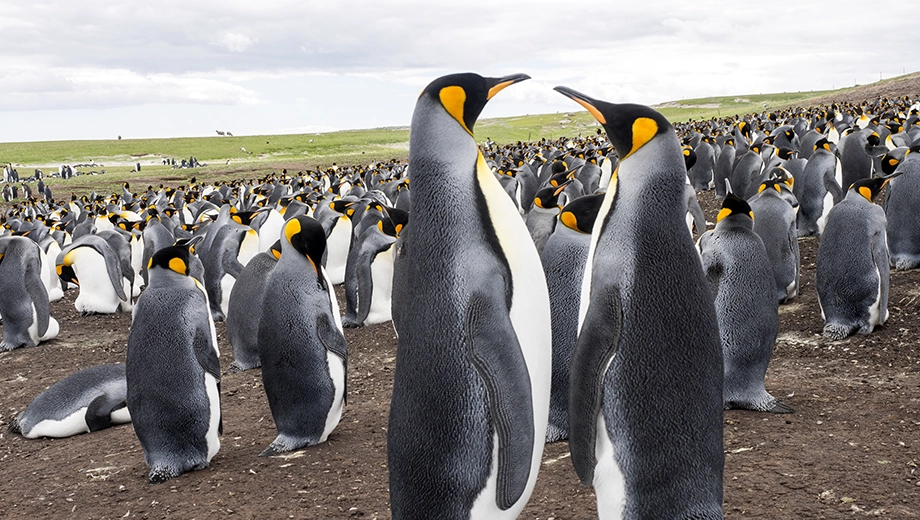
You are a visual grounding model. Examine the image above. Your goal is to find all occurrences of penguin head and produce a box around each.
[814,138,833,153]
[716,194,754,224]
[269,239,283,260]
[880,147,910,175]
[683,146,697,170]
[559,193,605,234]
[56,250,79,285]
[382,207,409,237]
[849,176,894,203]
[283,215,326,275]
[148,244,192,277]
[552,86,672,161]
[533,183,568,210]
[419,73,531,135]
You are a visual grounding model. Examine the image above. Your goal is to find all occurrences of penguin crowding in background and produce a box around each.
[4,75,920,515]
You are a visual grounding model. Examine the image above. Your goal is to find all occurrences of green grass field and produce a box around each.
[0,73,912,200]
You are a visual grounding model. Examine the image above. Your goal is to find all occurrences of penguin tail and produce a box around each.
[7,417,22,434]
[822,323,852,341]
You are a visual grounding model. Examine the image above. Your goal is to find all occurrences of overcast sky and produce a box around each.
[1,1,916,143]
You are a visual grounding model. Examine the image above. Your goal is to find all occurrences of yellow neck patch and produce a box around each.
[169,257,188,275]
[284,218,302,244]
[271,249,282,260]
[560,211,578,231]
[439,86,472,136]
[716,208,732,223]
[626,117,658,158]
[858,186,873,201]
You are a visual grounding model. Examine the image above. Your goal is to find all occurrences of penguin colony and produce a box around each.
[2,75,920,516]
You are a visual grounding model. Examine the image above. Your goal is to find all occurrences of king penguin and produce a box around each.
[126,243,222,483]
[553,86,724,519]
[258,215,347,455]
[542,193,604,443]
[9,363,130,438]
[0,236,59,351]
[225,240,283,372]
[56,234,131,315]
[881,147,920,269]
[749,180,800,302]
[388,72,552,520]
[697,194,793,413]
[816,175,897,340]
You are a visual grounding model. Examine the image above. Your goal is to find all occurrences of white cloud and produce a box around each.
[212,32,257,52]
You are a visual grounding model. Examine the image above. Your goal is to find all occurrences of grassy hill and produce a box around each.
[2,71,918,198]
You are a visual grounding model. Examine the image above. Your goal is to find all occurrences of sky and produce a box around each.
[1,0,917,143]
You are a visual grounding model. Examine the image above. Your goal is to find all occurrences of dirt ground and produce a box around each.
[1,188,919,519]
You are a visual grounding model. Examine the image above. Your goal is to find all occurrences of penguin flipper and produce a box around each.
[823,167,844,204]
[568,286,621,486]
[466,292,534,510]
[355,234,393,325]
[316,314,348,402]
[84,394,125,432]
[23,250,51,338]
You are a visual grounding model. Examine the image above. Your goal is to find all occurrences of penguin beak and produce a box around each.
[553,86,606,125]
[486,73,531,100]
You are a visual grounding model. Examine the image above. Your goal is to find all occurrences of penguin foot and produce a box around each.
[0,341,21,352]
[80,310,98,317]
[148,467,179,484]
[341,318,359,329]
[894,258,919,271]
[767,401,795,414]
[822,323,852,341]
[225,361,258,374]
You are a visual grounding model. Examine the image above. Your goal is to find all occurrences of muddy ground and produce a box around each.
[1,190,919,520]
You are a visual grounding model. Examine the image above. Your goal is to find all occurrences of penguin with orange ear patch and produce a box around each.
[388,72,551,520]
[817,174,899,340]
[553,87,723,519]
[126,242,221,484]
[698,194,793,414]
[258,215,347,455]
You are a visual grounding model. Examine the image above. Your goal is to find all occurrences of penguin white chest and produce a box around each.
[366,246,395,325]
[325,217,352,285]
[71,249,122,313]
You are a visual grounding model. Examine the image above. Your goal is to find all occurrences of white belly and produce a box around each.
[72,250,122,314]
[26,407,90,439]
[325,218,352,285]
[320,351,346,443]
[366,247,394,325]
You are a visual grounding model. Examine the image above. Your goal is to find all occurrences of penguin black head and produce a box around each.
[148,244,192,276]
[533,183,568,210]
[880,148,910,175]
[269,239,283,260]
[757,179,786,196]
[382,207,409,237]
[56,250,80,285]
[814,138,832,153]
[419,73,531,135]
[849,176,894,203]
[559,193,605,234]
[552,86,672,161]
[283,215,326,274]
[717,193,754,223]
[683,146,697,170]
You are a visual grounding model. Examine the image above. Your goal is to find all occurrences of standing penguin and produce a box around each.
[816,176,896,340]
[553,87,724,519]
[126,243,221,483]
[698,194,793,413]
[9,363,130,438]
[0,236,59,351]
[225,240,282,372]
[354,209,408,327]
[795,138,844,236]
[389,72,551,520]
[881,147,920,269]
[542,193,604,443]
[749,180,800,302]
[258,215,347,455]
